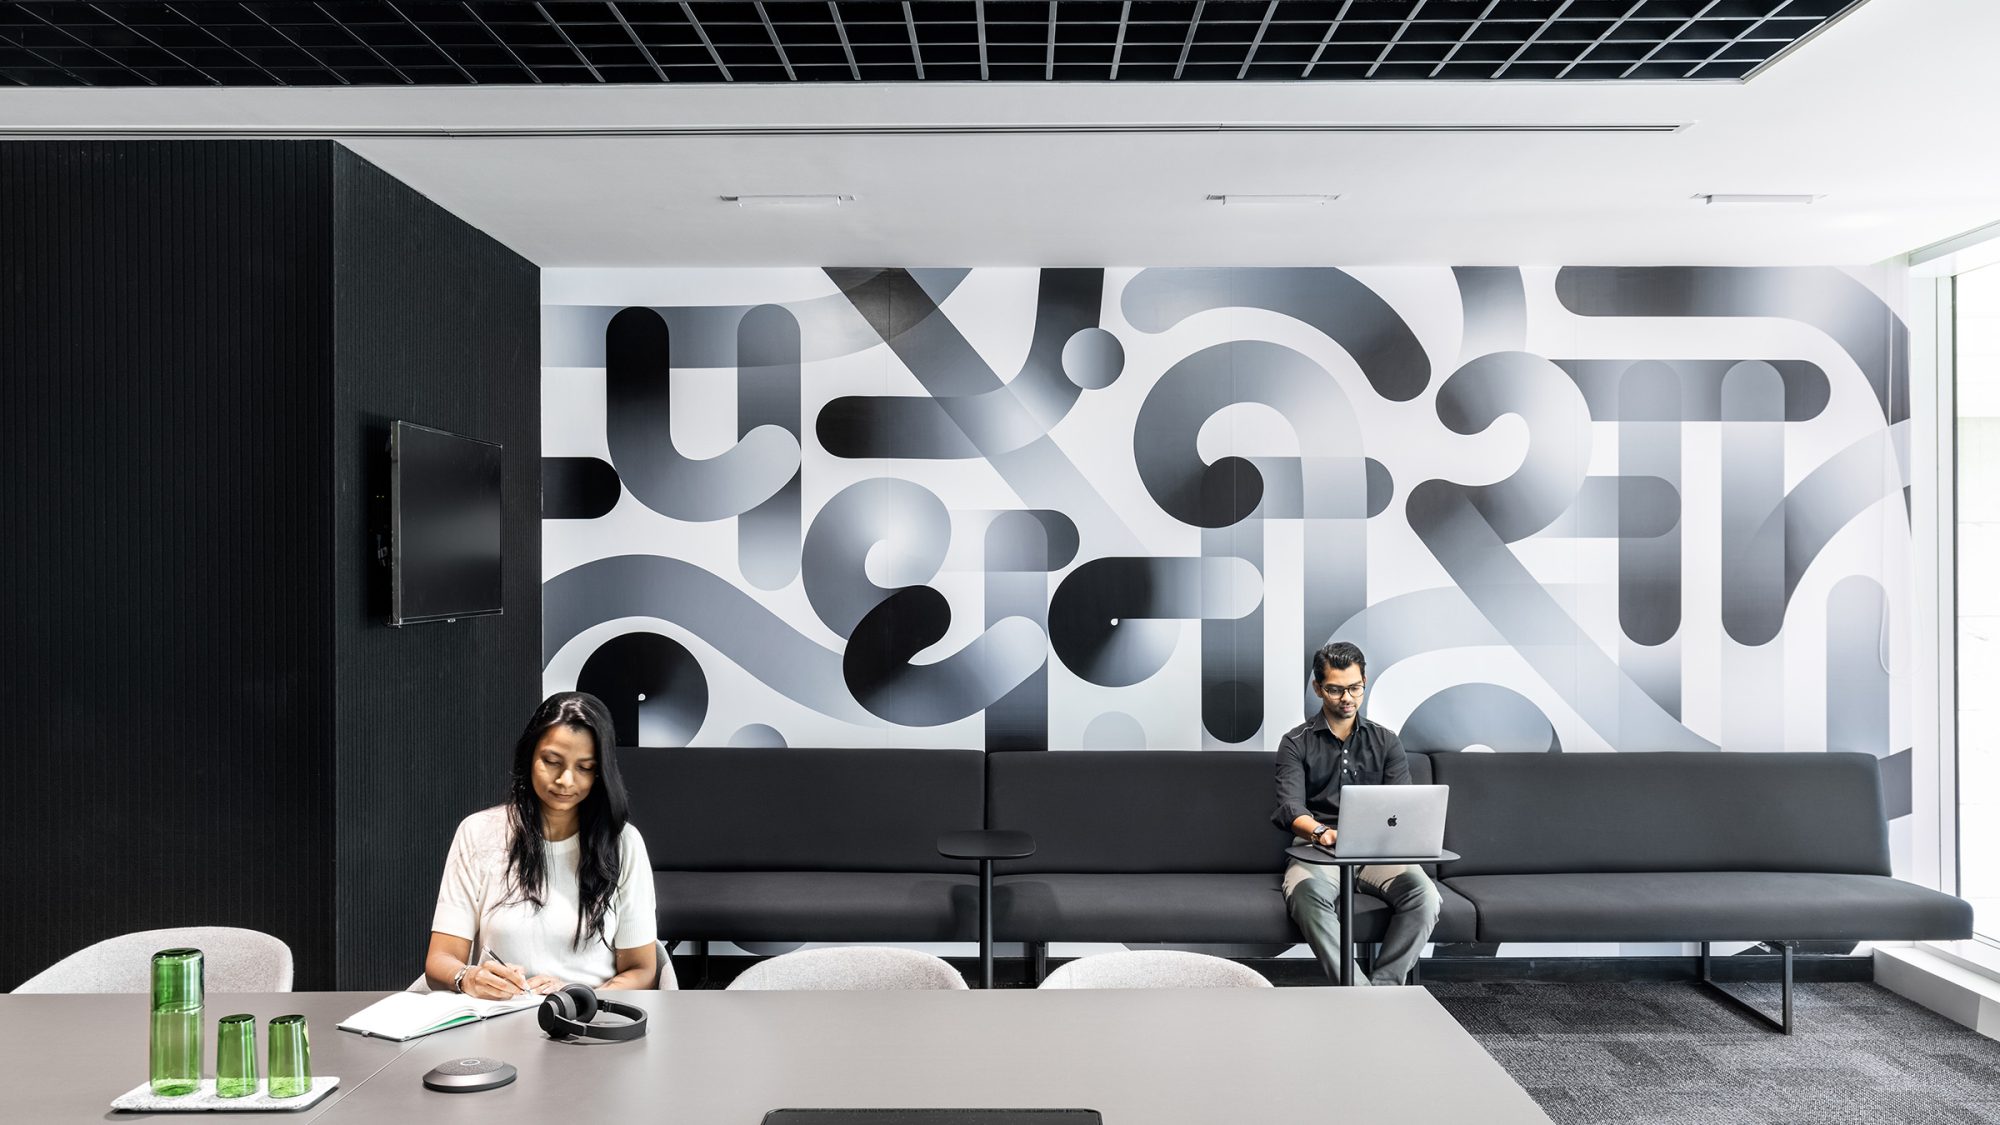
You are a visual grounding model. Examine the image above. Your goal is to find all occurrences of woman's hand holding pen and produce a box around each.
[461,962,528,999]
[461,949,536,1000]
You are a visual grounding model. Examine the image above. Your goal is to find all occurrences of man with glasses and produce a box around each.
[1273,641,1441,984]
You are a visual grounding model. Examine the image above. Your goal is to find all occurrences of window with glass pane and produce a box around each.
[1958,262,2000,943]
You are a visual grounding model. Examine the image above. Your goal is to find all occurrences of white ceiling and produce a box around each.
[2,0,1995,268]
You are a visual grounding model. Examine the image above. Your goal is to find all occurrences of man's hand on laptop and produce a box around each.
[1311,826,1336,848]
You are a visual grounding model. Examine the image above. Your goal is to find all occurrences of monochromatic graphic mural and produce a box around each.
[543,266,1918,879]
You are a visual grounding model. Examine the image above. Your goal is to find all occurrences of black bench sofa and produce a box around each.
[624,745,1970,1031]
[982,749,1479,957]
[1425,748,1970,1030]
[622,747,988,945]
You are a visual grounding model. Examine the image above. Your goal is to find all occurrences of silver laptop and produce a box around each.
[1330,785,1449,859]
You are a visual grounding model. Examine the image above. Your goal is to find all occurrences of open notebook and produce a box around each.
[337,990,541,1042]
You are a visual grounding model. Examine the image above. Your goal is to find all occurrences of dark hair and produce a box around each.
[1312,641,1367,686]
[503,691,629,951]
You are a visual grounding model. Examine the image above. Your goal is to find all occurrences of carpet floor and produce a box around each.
[1424,981,2000,1125]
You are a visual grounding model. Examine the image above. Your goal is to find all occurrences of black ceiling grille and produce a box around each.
[0,0,1869,87]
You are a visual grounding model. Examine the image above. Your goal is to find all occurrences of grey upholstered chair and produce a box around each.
[1037,950,1272,990]
[726,946,968,991]
[655,939,679,989]
[14,927,293,994]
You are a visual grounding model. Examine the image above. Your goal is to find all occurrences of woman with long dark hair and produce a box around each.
[423,692,660,998]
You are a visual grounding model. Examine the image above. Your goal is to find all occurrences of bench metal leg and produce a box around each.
[978,858,995,989]
[693,940,711,990]
[1031,941,1048,985]
[1699,940,1793,1034]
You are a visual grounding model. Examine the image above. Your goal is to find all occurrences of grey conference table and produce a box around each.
[0,991,408,1123]
[0,986,1552,1124]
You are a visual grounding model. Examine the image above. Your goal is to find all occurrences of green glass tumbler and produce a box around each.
[267,1014,312,1099]
[215,1014,257,1098]
[149,948,203,1097]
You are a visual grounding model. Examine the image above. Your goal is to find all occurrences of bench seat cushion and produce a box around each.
[987,751,1295,874]
[993,873,1479,945]
[657,871,979,942]
[624,747,986,873]
[1426,751,1894,877]
[1447,871,1974,943]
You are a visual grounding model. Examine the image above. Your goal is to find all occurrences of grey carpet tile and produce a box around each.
[1425,981,2000,1125]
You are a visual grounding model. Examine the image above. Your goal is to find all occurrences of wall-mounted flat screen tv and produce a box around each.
[391,420,503,626]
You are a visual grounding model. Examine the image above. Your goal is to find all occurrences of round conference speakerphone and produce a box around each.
[422,1056,518,1093]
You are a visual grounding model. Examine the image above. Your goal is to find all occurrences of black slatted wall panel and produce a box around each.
[0,140,539,992]
[0,141,338,991]
[329,147,541,990]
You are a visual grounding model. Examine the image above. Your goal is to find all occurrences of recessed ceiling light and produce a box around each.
[721,194,855,207]
[1696,193,1822,205]
[1206,194,1341,206]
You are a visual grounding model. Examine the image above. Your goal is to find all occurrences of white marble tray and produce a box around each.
[110,1077,340,1112]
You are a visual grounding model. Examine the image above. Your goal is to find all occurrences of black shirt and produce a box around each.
[1272,713,1410,831]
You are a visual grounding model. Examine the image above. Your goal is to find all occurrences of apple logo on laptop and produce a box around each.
[1388,815,1398,826]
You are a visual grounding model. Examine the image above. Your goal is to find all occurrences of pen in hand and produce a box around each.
[480,947,530,996]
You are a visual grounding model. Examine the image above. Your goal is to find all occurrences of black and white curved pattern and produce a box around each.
[542,265,1918,851]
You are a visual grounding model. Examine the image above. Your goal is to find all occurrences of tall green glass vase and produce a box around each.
[149,948,203,1097]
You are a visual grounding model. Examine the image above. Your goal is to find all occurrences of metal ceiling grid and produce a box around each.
[0,0,1867,87]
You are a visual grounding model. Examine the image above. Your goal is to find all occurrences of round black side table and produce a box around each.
[938,829,1036,989]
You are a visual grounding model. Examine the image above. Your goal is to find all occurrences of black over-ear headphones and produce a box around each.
[537,983,648,1042]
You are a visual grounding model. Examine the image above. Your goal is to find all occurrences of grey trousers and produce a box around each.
[1282,859,1442,985]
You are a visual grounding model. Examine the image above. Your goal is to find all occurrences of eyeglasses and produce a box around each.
[1319,683,1365,700]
